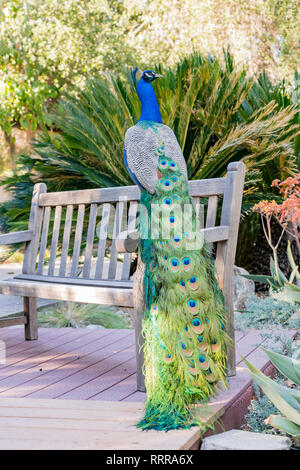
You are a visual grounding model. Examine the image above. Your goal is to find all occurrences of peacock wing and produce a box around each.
[124,123,187,194]
[124,125,160,194]
[157,126,188,179]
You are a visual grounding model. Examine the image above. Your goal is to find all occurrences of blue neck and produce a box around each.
[136,79,162,123]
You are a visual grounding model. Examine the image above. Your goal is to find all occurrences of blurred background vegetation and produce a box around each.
[0,0,299,278]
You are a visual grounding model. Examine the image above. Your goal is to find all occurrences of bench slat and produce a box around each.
[39,186,140,206]
[107,201,124,280]
[59,205,74,277]
[203,225,229,242]
[0,230,32,245]
[121,201,138,281]
[206,195,218,228]
[0,279,134,307]
[15,274,133,289]
[70,204,85,277]
[192,197,204,228]
[95,203,111,279]
[38,179,225,206]
[48,205,62,276]
[82,204,98,278]
[37,206,51,275]
[0,316,27,327]
[23,183,47,274]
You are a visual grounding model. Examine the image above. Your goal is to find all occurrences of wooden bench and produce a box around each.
[0,162,245,391]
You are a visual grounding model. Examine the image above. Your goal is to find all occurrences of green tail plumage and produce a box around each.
[137,146,228,431]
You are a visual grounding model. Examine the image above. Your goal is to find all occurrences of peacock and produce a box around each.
[124,68,228,431]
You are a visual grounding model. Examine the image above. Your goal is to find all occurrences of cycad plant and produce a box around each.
[0,52,299,243]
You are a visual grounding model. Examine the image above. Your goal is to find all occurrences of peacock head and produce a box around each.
[132,68,163,84]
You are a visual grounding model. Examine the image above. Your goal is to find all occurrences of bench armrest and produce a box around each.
[115,230,139,253]
[0,230,32,245]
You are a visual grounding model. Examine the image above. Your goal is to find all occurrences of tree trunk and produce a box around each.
[4,131,16,173]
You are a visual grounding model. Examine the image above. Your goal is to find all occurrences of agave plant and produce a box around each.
[243,241,300,303]
[0,52,299,239]
[244,348,300,438]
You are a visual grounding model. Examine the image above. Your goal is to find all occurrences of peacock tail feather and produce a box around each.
[137,144,229,431]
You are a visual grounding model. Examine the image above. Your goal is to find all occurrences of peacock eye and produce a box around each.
[192,318,201,327]
[150,305,158,316]
[164,198,172,205]
[199,355,206,363]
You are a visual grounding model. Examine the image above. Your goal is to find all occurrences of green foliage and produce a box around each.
[244,380,285,435]
[234,294,300,331]
[0,0,137,135]
[37,301,131,329]
[0,0,299,173]
[1,51,299,235]
[244,348,300,438]
[245,335,300,435]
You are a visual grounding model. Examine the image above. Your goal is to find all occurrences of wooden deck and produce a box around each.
[0,326,296,450]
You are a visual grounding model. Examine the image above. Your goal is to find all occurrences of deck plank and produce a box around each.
[6,333,135,399]
[0,398,222,450]
[0,326,296,450]
[0,331,131,397]
[1,328,91,363]
[0,329,104,373]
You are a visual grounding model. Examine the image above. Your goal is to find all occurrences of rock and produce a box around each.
[233,265,255,311]
[201,429,291,450]
[116,309,125,316]
[86,324,105,330]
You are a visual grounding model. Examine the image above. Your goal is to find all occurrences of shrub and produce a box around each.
[234,294,300,331]
[1,52,299,238]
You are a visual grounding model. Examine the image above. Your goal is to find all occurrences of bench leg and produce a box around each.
[24,297,38,340]
[134,311,146,392]
[133,256,146,393]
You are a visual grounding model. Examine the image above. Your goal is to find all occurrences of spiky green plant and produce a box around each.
[0,52,299,238]
[37,301,130,329]
[244,348,300,438]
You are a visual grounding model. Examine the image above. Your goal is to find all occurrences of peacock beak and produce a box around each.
[154,73,163,79]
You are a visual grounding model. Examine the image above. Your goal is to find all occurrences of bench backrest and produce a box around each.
[22,162,245,290]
